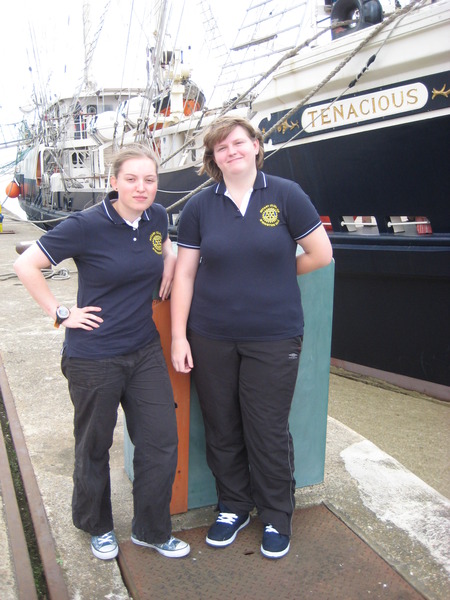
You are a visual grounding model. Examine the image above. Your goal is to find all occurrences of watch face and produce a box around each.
[57,306,70,320]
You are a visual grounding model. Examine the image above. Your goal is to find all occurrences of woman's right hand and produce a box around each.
[63,306,103,331]
[171,337,194,373]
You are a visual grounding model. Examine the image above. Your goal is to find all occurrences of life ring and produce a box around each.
[331,0,383,40]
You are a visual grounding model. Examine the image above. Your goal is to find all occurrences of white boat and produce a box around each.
[5,0,450,396]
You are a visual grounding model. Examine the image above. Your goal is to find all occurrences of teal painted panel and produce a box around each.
[187,386,217,509]
[290,260,334,487]
[123,419,134,480]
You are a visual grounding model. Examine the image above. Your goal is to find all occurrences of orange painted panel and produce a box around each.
[152,299,190,514]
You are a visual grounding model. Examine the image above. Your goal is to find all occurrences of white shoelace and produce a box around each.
[217,512,239,524]
[97,532,115,546]
[265,524,279,534]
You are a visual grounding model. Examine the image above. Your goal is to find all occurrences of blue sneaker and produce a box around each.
[91,530,118,560]
[206,510,250,547]
[261,524,290,559]
[131,534,190,558]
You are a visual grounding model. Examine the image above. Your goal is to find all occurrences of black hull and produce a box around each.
[331,236,450,388]
[158,116,450,389]
[262,116,450,234]
[259,112,450,388]
[18,183,104,231]
[18,201,68,231]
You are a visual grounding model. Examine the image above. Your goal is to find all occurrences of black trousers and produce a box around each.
[189,331,302,536]
[61,338,178,543]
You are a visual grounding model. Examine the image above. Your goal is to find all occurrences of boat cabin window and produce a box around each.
[71,152,87,168]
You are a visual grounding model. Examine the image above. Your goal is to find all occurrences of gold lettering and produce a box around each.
[391,90,404,109]
[406,88,419,105]
[359,98,370,116]
[302,83,425,132]
[347,103,358,119]
[378,95,390,111]
[333,104,345,122]
[305,109,319,128]
[320,109,331,125]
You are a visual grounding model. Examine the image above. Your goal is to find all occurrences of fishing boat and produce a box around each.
[5,0,450,397]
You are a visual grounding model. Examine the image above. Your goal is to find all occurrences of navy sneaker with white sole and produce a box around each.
[261,524,290,559]
[206,510,250,547]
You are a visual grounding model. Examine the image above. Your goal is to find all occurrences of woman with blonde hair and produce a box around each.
[15,144,190,560]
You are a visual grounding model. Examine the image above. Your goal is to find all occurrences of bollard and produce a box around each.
[15,241,36,254]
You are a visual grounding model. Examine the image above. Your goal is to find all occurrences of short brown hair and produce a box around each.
[198,115,264,182]
[112,143,159,178]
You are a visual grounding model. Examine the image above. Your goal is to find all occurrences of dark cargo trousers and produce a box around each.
[188,331,302,536]
[61,337,178,543]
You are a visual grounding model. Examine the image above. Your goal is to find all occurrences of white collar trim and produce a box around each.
[225,188,253,216]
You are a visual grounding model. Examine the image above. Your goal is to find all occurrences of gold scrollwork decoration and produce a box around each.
[431,84,450,100]
[276,120,299,135]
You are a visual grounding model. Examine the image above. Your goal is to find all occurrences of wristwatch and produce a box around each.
[54,305,71,328]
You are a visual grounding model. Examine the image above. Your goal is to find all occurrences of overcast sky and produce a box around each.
[0,0,245,126]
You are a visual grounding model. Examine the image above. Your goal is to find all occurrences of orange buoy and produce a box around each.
[5,181,20,198]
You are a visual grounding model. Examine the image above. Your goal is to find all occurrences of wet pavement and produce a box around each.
[0,212,449,599]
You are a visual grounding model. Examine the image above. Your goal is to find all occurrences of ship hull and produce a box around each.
[260,111,450,388]
[249,1,450,392]
[158,98,450,390]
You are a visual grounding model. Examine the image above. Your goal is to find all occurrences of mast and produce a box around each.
[81,0,112,93]
[82,1,95,92]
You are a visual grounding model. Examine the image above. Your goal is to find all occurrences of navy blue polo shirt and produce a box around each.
[177,171,321,341]
[37,193,168,358]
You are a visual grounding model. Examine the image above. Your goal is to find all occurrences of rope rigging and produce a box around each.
[164,0,426,214]
[4,0,430,228]
[261,0,426,161]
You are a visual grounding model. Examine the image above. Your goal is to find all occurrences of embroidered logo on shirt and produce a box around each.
[150,231,162,254]
[260,204,280,227]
